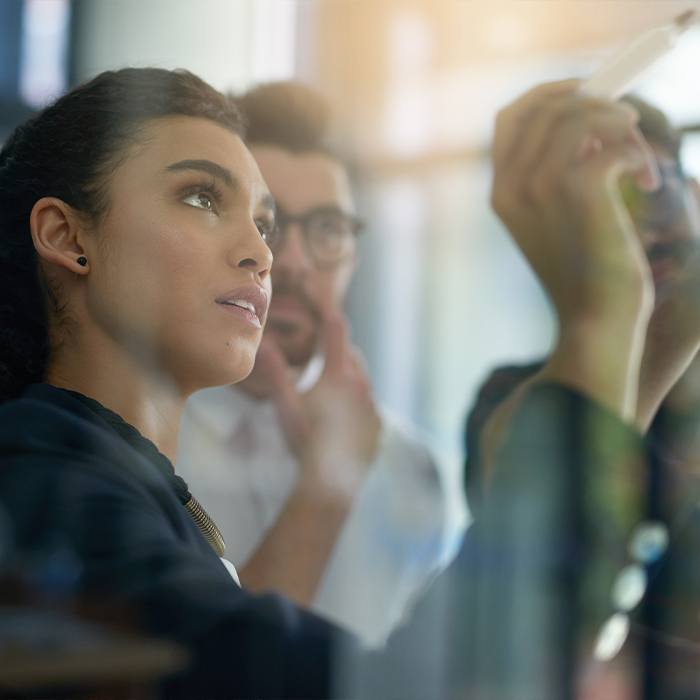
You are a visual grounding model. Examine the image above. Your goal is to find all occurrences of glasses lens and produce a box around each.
[306,211,357,263]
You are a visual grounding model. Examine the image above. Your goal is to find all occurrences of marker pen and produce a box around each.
[580,10,695,99]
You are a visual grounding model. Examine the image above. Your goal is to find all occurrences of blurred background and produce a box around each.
[2,0,699,521]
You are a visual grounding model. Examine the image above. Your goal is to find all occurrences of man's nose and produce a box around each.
[273,224,314,275]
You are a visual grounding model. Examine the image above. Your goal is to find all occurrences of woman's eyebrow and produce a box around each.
[165,159,238,190]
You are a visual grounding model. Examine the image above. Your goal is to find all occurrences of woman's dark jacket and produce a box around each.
[0,382,654,699]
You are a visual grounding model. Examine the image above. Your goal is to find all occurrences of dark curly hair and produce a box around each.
[0,68,245,404]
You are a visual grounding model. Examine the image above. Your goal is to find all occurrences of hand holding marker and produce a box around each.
[580,10,696,99]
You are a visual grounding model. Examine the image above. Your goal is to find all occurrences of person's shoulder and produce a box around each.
[466,361,545,434]
[0,384,168,496]
[464,360,546,508]
[473,361,546,410]
[0,383,98,447]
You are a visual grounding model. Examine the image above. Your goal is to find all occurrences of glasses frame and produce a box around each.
[270,206,365,270]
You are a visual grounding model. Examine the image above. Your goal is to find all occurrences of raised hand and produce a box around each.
[255,301,380,500]
[491,79,660,422]
[637,177,700,429]
[238,300,381,604]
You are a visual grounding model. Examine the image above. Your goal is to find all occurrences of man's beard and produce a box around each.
[266,276,322,368]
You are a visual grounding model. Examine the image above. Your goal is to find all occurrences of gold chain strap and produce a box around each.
[183,494,226,557]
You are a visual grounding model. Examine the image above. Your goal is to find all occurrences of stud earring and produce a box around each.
[77,256,87,266]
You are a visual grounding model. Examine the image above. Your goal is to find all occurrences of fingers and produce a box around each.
[346,347,373,401]
[256,336,299,407]
[347,346,370,378]
[317,303,350,375]
[317,308,373,394]
[550,116,656,190]
[597,118,659,191]
[494,93,658,225]
[256,336,311,456]
[297,271,351,375]
[490,79,662,330]
[493,78,581,169]
[255,335,288,384]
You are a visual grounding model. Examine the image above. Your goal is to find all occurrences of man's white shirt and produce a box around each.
[177,373,462,648]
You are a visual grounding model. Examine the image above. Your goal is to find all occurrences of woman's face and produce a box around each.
[82,116,274,394]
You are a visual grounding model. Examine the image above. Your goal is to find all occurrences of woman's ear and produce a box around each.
[30,197,89,276]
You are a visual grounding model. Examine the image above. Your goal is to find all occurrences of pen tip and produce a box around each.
[674,10,695,28]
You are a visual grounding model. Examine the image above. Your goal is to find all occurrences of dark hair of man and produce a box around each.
[234,81,332,154]
[0,68,245,404]
[622,95,682,161]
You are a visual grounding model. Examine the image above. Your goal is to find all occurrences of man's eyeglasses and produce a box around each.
[268,206,365,269]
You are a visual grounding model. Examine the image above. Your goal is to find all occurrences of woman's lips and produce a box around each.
[216,285,268,328]
[218,302,262,328]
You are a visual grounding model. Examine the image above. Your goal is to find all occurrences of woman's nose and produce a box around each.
[229,220,274,278]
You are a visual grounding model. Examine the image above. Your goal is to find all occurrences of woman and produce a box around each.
[0,67,669,699]
[0,68,343,698]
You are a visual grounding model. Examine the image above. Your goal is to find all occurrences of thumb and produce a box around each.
[318,303,349,375]
[255,336,293,394]
[256,336,309,456]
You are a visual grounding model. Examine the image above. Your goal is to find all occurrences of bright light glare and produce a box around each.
[593,612,630,661]
[18,0,70,108]
[682,133,700,180]
[383,13,434,158]
[634,24,700,128]
[611,565,647,612]
[251,0,298,83]
[375,179,426,417]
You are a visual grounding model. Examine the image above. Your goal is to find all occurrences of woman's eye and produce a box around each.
[257,220,279,245]
[184,192,215,211]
